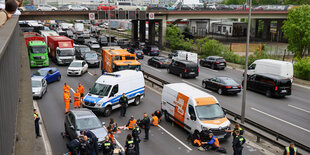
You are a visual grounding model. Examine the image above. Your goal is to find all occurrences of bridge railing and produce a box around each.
[0,17,21,155]
[142,70,309,155]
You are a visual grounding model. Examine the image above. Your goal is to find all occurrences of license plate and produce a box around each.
[220,63,225,65]
[233,87,238,89]
[281,90,287,93]
[190,72,195,74]
[164,62,168,64]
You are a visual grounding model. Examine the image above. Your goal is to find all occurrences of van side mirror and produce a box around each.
[102,122,105,126]
[70,125,75,130]
[190,114,196,121]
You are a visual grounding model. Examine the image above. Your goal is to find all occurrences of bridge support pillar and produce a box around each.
[276,20,284,42]
[253,19,259,38]
[262,19,271,40]
[139,20,146,42]
[148,20,156,45]
[131,20,139,42]
[158,18,166,47]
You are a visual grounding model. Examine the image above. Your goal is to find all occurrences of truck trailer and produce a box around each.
[47,36,75,65]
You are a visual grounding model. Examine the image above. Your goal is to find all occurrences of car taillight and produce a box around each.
[275,86,278,91]
[198,68,199,72]
[139,45,140,47]
[184,69,187,72]
[158,50,160,52]
[159,62,162,64]
[216,62,220,64]
[238,85,241,88]
[226,86,232,89]
[150,50,154,52]
[142,52,144,55]
[290,85,292,89]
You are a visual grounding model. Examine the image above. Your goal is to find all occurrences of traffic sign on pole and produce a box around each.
[149,13,155,20]
[89,13,95,20]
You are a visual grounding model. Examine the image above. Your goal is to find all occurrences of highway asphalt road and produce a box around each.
[31,61,265,155]
[140,54,310,147]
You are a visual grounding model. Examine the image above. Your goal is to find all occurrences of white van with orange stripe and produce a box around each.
[161,83,231,139]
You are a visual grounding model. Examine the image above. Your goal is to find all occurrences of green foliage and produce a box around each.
[294,57,310,80]
[200,39,223,57]
[282,5,310,58]
[284,0,310,5]
[224,0,281,5]
[166,24,193,51]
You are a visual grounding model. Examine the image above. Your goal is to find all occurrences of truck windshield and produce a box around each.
[195,104,225,120]
[90,83,111,96]
[59,49,74,56]
[115,65,140,71]
[30,46,47,54]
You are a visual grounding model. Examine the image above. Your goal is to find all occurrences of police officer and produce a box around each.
[125,134,136,155]
[119,93,128,117]
[141,113,150,141]
[284,143,297,155]
[132,124,141,155]
[34,109,41,138]
[102,136,114,155]
[67,138,80,155]
[225,123,244,139]
[233,130,246,155]
[80,130,98,155]
[79,136,92,155]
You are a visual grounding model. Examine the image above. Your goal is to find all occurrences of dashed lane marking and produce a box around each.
[141,62,162,72]
[251,107,310,133]
[292,83,310,90]
[158,125,192,151]
[288,104,310,114]
[33,100,53,155]
[182,80,212,93]
[70,88,75,93]
[87,71,94,76]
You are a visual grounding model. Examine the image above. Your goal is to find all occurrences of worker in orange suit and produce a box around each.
[73,90,81,109]
[63,83,71,93]
[77,83,85,101]
[64,92,71,114]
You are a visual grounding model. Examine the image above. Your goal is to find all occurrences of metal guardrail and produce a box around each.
[142,71,309,155]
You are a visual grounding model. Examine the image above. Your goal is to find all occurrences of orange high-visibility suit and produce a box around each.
[64,93,71,113]
[73,92,81,108]
[77,85,85,95]
[127,118,137,130]
[63,85,71,93]
[152,116,159,126]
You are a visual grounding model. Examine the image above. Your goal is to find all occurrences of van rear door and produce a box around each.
[277,79,291,95]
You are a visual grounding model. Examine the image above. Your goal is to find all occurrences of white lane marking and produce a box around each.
[158,125,192,151]
[70,88,76,93]
[199,66,218,73]
[141,62,162,72]
[33,100,53,155]
[251,107,310,133]
[182,80,212,93]
[292,83,310,90]
[87,71,94,76]
[103,126,125,152]
[288,104,310,114]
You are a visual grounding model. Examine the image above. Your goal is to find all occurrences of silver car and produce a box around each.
[37,4,58,11]
[64,109,107,149]
[31,76,47,99]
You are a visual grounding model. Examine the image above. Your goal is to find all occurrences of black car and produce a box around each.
[128,48,144,59]
[84,52,100,67]
[143,45,160,56]
[167,59,199,78]
[202,77,241,95]
[98,35,108,46]
[148,56,171,68]
[134,41,146,50]
[245,73,292,97]
[64,109,107,149]
[117,38,130,48]
[200,56,226,70]
[75,45,91,59]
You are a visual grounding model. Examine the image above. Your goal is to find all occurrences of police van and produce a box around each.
[83,70,145,116]
[161,83,231,139]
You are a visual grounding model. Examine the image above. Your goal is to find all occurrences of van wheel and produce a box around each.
[57,75,61,81]
[218,88,223,95]
[134,96,141,106]
[179,73,183,78]
[103,106,112,117]
[164,111,171,122]
[266,90,271,97]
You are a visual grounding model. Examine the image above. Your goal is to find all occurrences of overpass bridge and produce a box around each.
[20,10,288,46]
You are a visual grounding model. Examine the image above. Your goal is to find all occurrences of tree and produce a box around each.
[282,5,310,58]
[166,24,193,51]
[284,0,310,5]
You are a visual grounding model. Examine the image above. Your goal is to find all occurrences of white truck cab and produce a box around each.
[161,83,231,139]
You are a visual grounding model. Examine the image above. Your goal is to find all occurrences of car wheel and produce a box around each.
[156,63,159,68]
[134,96,141,106]
[266,90,272,97]
[39,93,42,99]
[57,75,61,81]
[103,106,112,117]
[119,8,123,11]
[167,68,171,73]
[136,8,140,11]
[179,73,183,78]
[52,9,55,11]
[83,9,87,11]
[200,61,204,66]
[37,9,41,11]
[211,64,215,70]
[218,88,223,95]
[202,82,207,88]
[69,9,73,11]
[164,111,171,122]
[148,52,151,56]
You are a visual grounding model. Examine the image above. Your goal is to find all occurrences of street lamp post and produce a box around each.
[108,0,111,45]
[241,0,252,124]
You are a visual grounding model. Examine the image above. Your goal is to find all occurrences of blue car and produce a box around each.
[32,67,61,83]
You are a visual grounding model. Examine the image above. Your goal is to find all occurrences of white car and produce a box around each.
[67,5,89,11]
[67,60,88,76]
[32,76,47,99]
[37,4,58,11]
[87,40,100,49]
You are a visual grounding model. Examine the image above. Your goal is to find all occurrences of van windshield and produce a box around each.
[195,104,225,120]
[90,83,111,96]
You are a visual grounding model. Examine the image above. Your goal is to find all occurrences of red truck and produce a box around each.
[24,32,49,67]
[47,36,75,65]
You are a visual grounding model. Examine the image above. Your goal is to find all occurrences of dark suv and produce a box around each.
[245,73,292,97]
[167,59,199,78]
[200,56,226,70]
[143,45,160,56]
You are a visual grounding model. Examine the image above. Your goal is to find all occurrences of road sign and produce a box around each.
[149,13,155,20]
[89,13,95,20]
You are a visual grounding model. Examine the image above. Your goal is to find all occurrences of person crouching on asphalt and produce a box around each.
[201,133,220,151]
[126,116,137,130]
[151,113,159,127]
[154,110,162,123]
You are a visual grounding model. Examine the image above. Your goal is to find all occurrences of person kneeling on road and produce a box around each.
[151,113,159,126]
[190,130,202,147]
[154,110,162,123]
[201,133,220,151]
[126,116,137,130]
[102,136,114,155]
